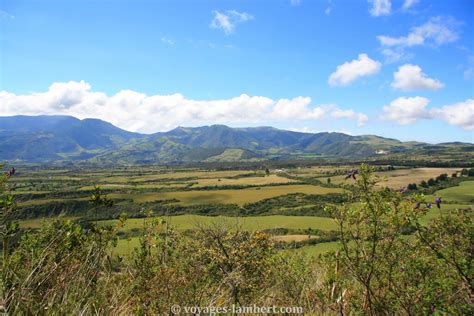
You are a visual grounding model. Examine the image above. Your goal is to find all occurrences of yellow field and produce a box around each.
[189,174,297,187]
[331,167,460,189]
[78,183,189,190]
[99,170,254,183]
[272,234,319,242]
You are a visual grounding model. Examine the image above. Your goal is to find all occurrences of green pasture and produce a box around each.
[101,214,339,232]
[106,184,342,206]
[433,181,474,203]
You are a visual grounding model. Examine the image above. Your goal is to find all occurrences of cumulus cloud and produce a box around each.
[0,81,369,133]
[331,109,369,127]
[328,54,382,86]
[391,64,444,91]
[210,10,254,35]
[378,16,460,63]
[382,97,474,130]
[402,0,419,10]
[382,96,431,125]
[368,0,392,17]
[433,99,474,130]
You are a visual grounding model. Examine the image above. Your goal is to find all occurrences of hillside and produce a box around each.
[0,115,144,161]
[0,115,472,164]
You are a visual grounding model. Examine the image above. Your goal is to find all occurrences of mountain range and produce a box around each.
[0,115,472,164]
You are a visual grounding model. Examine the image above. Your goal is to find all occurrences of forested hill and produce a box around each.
[1,115,472,164]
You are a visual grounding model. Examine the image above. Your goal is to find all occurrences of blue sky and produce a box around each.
[0,0,473,143]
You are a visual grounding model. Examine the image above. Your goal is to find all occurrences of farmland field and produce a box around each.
[111,184,342,205]
[8,164,474,259]
[100,214,339,232]
[433,181,474,203]
[329,167,460,188]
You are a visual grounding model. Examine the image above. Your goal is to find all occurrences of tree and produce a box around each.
[327,178,331,184]
[436,173,448,182]
[427,178,436,186]
[326,164,472,314]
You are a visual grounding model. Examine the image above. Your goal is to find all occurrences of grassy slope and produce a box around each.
[433,181,474,203]
[107,184,342,205]
[102,214,339,232]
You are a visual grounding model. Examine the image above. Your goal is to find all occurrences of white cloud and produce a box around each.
[331,109,369,127]
[433,99,474,130]
[0,81,368,133]
[382,97,474,130]
[464,55,474,80]
[328,54,382,86]
[0,10,14,19]
[402,0,419,10]
[382,96,431,124]
[377,16,459,63]
[391,64,444,91]
[368,0,392,17]
[290,0,301,6]
[377,16,459,48]
[325,0,332,15]
[210,10,254,35]
[380,48,413,64]
[272,97,327,120]
[288,127,354,135]
[160,37,174,45]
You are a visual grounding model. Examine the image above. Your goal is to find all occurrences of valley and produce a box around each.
[9,163,474,259]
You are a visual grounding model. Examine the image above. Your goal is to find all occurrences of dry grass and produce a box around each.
[331,167,460,189]
[272,234,319,242]
[189,174,297,187]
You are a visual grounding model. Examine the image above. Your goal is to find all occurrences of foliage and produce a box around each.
[325,164,473,314]
[1,164,472,314]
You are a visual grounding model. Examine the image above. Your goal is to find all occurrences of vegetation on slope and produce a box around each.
[2,115,473,164]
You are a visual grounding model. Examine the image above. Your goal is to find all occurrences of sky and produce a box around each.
[0,0,473,143]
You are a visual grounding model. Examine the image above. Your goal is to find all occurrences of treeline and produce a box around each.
[406,169,474,197]
[11,192,347,221]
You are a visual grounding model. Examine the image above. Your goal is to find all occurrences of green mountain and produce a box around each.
[0,115,144,161]
[0,115,472,164]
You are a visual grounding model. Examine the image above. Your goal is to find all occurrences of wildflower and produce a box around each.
[345,169,359,180]
[5,167,16,177]
[435,197,442,209]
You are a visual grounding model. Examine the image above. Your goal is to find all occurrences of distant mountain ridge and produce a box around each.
[0,115,472,164]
